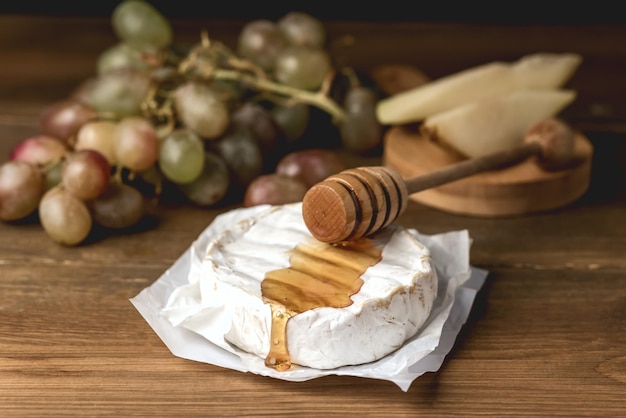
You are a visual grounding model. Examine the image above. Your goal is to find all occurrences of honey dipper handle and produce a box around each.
[405,141,542,194]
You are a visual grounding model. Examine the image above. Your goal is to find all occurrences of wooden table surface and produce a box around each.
[1,13,626,417]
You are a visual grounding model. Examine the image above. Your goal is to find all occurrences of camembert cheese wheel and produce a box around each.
[169,203,437,370]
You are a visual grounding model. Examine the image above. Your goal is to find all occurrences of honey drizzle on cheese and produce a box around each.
[261,238,383,371]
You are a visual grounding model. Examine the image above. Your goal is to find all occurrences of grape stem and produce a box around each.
[213,68,346,122]
[177,35,347,123]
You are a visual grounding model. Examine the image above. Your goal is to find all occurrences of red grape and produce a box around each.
[89,183,145,229]
[62,150,111,201]
[0,161,45,221]
[231,103,281,155]
[244,174,308,207]
[9,135,68,167]
[39,99,97,143]
[275,149,344,187]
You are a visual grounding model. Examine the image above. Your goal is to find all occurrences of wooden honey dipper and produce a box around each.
[302,118,577,243]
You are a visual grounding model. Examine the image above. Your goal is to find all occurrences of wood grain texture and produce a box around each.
[1,15,626,417]
[384,126,593,216]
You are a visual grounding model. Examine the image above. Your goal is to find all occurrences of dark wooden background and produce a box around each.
[3,0,626,23]
[1,4,626,416]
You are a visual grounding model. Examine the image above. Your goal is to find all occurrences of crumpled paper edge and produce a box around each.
[130,205,488,392]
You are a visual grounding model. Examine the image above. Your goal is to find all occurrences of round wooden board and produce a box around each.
[382,126,594,217]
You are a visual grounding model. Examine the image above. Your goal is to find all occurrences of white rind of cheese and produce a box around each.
[164,203,437,370]
[376,52,581,125]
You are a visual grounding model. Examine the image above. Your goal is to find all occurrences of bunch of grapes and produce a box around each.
[0,0,383,246]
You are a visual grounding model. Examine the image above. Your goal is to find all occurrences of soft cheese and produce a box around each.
[163,203,437,370]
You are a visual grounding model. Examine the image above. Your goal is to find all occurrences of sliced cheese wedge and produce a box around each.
[421,89,576,158]
[376,52,581,125]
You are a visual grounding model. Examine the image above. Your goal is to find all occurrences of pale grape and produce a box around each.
[159,129,205,184]
[174,82,230,140]
[114,117,159,172]
[89,183,145,229]
[178,151,230,206]
[237,20,287,72]
[111,0,172,49]
[39,100,97,143]
[75,120,118,164]
[338,87,383,153]
[274,46,331,90]
[39,187,92,246]
[0,161,44,221]
[278,12,326,48]
[62,150,111,201]
[10,135,68,167]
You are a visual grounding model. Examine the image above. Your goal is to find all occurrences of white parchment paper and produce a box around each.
[130,204,488,392]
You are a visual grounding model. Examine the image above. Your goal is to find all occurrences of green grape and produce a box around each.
[278,12,326,48]
[159,129,205,184]
[82,69,151,117]
[111,0,172,49]
[174,82,230,140]
[271,102,310,143]
[178,151,230,207]
[97,42,155,75]
[45,161,63,191]
[237,20,287,72]
[274,46,331,90]
[338,87,383,153]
